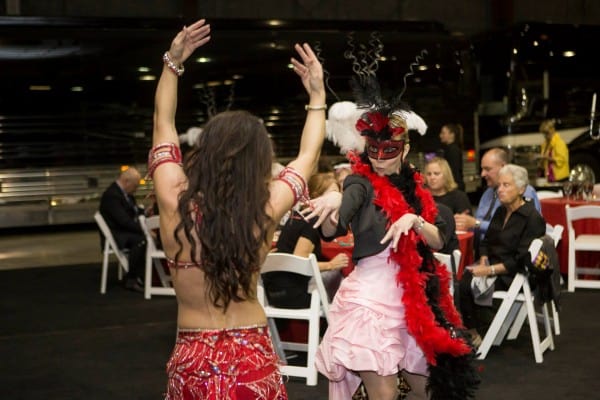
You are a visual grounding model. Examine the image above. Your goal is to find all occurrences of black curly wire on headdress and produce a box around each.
[344,32,384,84]
[397,49,429,101]
[344,32,394,114]
[313,41,340,102]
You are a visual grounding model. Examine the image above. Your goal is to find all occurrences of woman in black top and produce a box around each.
[264,173,348,308]
[439,123,465,191]
[424,156,471,214]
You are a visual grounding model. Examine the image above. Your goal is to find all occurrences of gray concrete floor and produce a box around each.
[0,227,100,271]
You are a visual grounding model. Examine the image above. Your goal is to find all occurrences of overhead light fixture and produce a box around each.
[137,66,150,72]
[138,75,156,81]
[195,57,211,63]
[29,85,51,91]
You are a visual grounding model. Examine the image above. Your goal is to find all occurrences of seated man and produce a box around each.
[99,167,146,292]
[455,147,541,239]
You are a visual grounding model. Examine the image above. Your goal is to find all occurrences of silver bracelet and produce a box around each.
[163,51,185,76]
[414,216,425,233]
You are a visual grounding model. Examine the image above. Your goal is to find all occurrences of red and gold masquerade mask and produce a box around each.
[364,137,405,160]
[356,111,408,160]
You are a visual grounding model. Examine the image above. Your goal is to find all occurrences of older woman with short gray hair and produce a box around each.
[499,164,529,191]
[457,163,546,346]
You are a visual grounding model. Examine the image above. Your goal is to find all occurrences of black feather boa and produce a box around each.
[349,152,480,400]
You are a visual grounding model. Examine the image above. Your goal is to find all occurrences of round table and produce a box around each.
[540,197,600,275]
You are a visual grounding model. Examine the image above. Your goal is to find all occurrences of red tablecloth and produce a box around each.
[321,231,474,278]
[321,232,355,276]
[456,231,474,279]
[540,198,600,275]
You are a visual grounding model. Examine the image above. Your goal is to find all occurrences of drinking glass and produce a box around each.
[563,181,573,200]
[583,182,594,201]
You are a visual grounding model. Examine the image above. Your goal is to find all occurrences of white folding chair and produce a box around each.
[546,223,564,247]
[138,215,175,299]
[477,238,554,363]
[565,204,600,292]
[545,223,564,334]
[433,249,461,296]
[94,211,129,294]
[536,190,563,199]
[257,253,329,386]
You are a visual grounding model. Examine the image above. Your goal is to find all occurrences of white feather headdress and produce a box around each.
[325,101,365,154]
[325,100,428,154]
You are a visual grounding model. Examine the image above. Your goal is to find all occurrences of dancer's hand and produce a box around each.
[380,213,420,251]
[168,19,211,65]
[300,191,342,229]
[290,43,325,98]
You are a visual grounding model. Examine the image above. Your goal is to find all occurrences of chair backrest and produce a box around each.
[260,252,330,319]
[433,251,459,296]
[139,215,161,253]
[452,249,462,275]
[565,205,600,240]
[94,211,129,294]
[545,223,564,247]
[529,237,543,263]
[94,211,126,262]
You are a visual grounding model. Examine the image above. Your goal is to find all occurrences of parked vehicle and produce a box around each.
[472,22,600,181]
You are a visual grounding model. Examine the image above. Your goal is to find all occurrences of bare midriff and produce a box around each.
[169,267,267,330]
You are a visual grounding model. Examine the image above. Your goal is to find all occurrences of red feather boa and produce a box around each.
[348,152,471,365]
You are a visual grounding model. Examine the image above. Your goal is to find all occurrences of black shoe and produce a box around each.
[124,277,144,293]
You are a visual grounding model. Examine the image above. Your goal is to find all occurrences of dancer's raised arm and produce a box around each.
[269,43,326,221]
[150,19,210,211]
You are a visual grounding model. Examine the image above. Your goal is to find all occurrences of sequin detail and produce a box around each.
[275,167,309,206]
[147,142,183,179]
[166,325,287,399]
[166,257,201,269]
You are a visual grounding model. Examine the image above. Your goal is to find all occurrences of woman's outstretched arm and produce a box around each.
[286,43,327,180]
[151,19,211,213]
[269,43,326,221]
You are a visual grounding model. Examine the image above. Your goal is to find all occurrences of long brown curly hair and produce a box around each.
[174,110,274,309]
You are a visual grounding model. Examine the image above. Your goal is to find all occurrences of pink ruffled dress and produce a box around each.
[315,246,428,399]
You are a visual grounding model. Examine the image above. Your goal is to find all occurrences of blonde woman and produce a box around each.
[539,119,569,182]
[424,156,471,214]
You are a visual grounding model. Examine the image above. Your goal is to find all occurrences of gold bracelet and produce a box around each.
[305,104,327,111]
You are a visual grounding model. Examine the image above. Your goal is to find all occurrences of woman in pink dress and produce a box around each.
[305,78,479,399]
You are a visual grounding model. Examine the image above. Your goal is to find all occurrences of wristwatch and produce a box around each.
[474,219,481,229]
